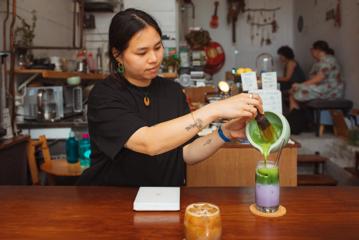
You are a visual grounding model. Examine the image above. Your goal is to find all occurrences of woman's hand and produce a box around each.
[291,83,299,93]
[221,117,252,139]
[209,93,263,120]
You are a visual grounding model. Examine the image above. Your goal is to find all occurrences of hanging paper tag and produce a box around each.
[241,72,258,91]
[261,72,278,90]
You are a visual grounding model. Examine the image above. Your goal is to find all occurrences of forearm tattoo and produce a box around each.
[203,138,212,146]
[185,118,204,131]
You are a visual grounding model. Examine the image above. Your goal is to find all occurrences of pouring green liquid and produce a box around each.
[250,121,282,162]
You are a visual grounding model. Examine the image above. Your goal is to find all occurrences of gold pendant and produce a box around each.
[144,96,150,106]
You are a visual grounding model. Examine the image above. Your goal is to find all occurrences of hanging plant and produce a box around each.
[14,10,37,53]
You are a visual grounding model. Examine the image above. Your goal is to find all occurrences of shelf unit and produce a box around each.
[15,68,106,81]
[15,68,177,80]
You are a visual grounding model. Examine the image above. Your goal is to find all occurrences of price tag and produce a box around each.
[250,89,282,114]
[241,72,258,91]
[261,72,277,90]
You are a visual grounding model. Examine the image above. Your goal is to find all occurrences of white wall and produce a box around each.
[0,0,77,58]
[293,0,359,107]
[181,0,294,82]
[84,0,178,72]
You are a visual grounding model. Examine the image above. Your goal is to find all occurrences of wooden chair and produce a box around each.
[27,135,83,185]
[306,99,353,137]
[297,154,337,186]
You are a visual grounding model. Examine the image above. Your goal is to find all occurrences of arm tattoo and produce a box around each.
[203,138,212,146]
[185,118,204,131]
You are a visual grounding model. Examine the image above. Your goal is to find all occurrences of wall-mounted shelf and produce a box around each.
[15,68,177,80]
[15,68,107,81]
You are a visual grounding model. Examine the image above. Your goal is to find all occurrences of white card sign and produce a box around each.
[250,89,282,115]
[241,72,258,91]
[261,72,277,90]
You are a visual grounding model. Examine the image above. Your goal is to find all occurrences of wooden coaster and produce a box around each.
[249,204,286,218]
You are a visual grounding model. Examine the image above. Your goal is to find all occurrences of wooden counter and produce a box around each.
[0,186,358,239]
[0,135,29,185]
[187,142,299,187]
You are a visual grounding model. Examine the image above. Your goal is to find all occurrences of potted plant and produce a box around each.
[162,54,180,73]
[14,10,37,66]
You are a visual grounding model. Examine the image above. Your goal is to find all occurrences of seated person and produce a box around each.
[289,40,344,111]
[277,46,306,92]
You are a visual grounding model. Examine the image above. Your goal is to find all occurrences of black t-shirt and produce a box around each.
[77,74,191,186]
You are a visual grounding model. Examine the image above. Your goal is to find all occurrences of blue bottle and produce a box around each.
[79,133,91,169]
[66,131,79,164]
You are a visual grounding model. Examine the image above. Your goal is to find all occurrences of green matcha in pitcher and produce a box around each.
[246,111,290,161]
[252,116,281,161]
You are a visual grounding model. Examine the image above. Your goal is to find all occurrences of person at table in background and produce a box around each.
[289,40,344,112]
[77,9,263,186]
[277,46,305,92]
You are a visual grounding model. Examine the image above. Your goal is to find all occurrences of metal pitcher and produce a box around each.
[37,89,57,121]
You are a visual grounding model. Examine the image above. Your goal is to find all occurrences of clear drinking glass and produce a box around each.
[184,202,222,240]
[255,160,280,213]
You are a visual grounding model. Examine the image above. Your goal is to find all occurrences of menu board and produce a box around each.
[241,72,258,91]
[261,72,278,90]
[250,89,282,114]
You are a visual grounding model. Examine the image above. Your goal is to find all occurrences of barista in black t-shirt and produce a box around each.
[77,9,263,186]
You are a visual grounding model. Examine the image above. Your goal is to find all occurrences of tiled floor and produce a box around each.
[292,132,359,186]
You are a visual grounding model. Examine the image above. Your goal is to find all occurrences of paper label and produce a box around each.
[241,72,258,91]
[250,89,282,114]
[261,72,278,90]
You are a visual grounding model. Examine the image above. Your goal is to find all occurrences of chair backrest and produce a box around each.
[27,135,52,185]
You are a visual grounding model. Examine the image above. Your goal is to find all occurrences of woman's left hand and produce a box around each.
[221,116,253,140]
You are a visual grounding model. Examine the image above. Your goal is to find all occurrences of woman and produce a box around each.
[289,40,343,111]
[277,46,305,92]
[77,9,263,186]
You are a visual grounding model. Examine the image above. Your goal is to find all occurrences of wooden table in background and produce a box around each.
[0,186,358,239]
[187,142,299,187]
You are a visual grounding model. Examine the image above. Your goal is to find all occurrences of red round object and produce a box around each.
[204,41,225,75]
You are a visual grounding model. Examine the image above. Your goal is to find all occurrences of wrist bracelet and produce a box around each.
[218,126,231,143]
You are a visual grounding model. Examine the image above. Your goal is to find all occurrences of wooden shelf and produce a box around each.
[15,68,177,80]
[15,68,107,80]
[158,72,177,79]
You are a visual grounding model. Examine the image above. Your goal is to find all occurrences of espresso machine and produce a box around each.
[24,86,65,121]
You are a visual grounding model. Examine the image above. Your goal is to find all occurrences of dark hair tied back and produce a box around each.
[108,8,162,71]
[312,40,335,55]
[277,46,295,59]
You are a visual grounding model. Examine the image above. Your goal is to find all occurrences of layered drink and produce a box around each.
[255,160,280,213]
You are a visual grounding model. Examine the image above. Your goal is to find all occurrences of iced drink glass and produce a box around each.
[184,202,222,240]
[255,160,280,213]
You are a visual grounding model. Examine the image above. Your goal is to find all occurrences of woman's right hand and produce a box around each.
[209,93,263,120]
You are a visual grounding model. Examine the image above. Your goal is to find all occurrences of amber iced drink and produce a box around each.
[184,203,222,240]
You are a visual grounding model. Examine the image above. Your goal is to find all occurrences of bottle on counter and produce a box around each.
[87,52,96,73]
[79,133,91,169]
[66,131,79,164]
[96,47,103,73]
[76,49,88,73]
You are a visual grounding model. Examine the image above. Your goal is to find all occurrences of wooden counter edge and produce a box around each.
[0,135,30,151]
[223,139,301,149]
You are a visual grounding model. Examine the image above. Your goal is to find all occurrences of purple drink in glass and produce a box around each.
[255,160,280,213]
